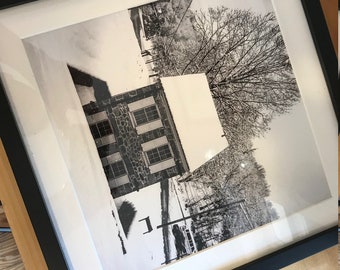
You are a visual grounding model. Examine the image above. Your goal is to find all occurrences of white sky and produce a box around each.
[253,103,330,216]
[115,183,164,269]
[25,10,151,95]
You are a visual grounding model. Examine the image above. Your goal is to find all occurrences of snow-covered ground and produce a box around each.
[114,183,165,269]
[112,177,199,269]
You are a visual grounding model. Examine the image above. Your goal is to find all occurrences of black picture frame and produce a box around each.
[0,5,64,268]
[236,226,337,269]
[0,0,337,269]
[0,0,37,10]
[300,0,339,128]
[0,81,68,269]
[239,0,338,268]
[246,0,338,268]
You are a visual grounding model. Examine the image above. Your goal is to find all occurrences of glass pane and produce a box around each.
[90,125,100,139]
[133,105,159,126]
[147,148,160,164]
[134,109,148,125]
[103,165,114,179]
[111,161,126,178]
[97,120,113,137]
[158,145,172,160]
[146,145,172,165]
[145,106,159,121]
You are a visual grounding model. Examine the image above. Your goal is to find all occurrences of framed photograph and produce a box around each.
[0,0,337,269]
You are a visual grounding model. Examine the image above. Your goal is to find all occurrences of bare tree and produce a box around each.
[152,7,300,142]
[185,146,276,218]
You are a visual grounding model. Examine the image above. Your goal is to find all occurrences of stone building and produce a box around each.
[68,66,189,198]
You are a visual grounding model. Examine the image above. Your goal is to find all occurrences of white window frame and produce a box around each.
[127,96,163,134]
[145,144,173,165]
[141,136,176,173]
[101,152,130,188]
[87,112,116,147]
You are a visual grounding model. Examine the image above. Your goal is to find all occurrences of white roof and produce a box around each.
[161,74,228,171]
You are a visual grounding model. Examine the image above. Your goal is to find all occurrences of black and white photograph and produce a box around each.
[20,0,331,269]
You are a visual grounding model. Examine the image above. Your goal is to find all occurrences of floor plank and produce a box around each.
[0,205,9,228]
[0,232,24,270]
[0,140,47,269]
[0,204,24,270]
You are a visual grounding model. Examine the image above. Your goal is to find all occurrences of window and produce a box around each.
[90,120,113,139]
[146,144,172,165]
[83,102,99,115]
[97,144,119,158]
[133,105,159,126]
[103,161,126,179]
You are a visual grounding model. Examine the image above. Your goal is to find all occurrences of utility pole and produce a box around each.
[157,199,245,229]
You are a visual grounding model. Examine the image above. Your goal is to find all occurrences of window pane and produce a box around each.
[90,125,100,139]
[83,102,99,115]
[145,106,159,121]
[90,120,113,139]
[133,105,159,126]
[134,109,148,125]
[111,161,126,178]
[103,161,126,179]
[97,120,113,137]
[146,145,172,165]
[147,148,161,164]
[158,145,172,160]
[104,165,114,179]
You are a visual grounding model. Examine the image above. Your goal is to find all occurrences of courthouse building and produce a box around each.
[68,66,190,197]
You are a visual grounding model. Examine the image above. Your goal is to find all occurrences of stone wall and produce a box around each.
[110,103,150,196]
[85,81,188,198]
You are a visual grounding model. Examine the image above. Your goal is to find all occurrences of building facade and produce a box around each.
[69,66,189,198]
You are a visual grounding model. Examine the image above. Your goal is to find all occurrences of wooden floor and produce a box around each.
[0,233,24,270]
[0,205,24,270]
[0,205,9,228]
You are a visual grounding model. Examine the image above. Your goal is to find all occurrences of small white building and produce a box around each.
[161,73,228,171]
